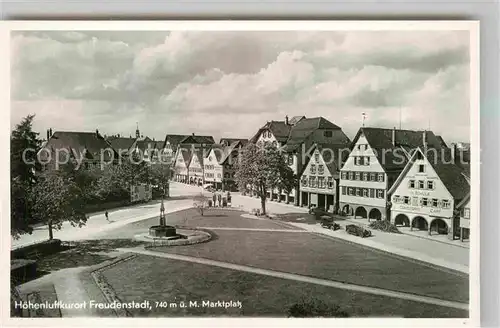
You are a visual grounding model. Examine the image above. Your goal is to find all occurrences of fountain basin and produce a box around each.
[149,225,177,238]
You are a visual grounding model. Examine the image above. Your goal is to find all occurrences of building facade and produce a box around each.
[188,149,205,186]
[388,147,470,240]
[458,196,470,241]
[299,145,342,212]
[339,128,446,221]
[173,149,191,183]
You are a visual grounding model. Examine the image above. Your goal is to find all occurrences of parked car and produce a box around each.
[309,207,333,219]
[320,217,341,231]
[345,224,372,238]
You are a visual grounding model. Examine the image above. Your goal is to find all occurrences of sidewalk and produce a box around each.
[344,217,469,249]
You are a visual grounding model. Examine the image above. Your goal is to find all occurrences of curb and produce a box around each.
[90,254,138,317]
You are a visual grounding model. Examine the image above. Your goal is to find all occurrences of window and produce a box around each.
[365,157,370,165]
[288,155,294,165]
[310,164,316,174]
[363,172,368,181]
[403,196,410,204]
[314,153,320,162]
[328,177,334,189]
[363,189,368,197]
[432,198,438,207]
[412,197,419,206]
[418,180,425,189]
[378,173,384,182]
[348,187,355,196]
[409,180,415,188]
[301,176,308,187]
[356,188,362,197]
[358,157,364,166]
[341,172,347,180]
[378,190,385,199]
[393,195,400,203]
[349,172,354,180]
[369,189,375,198]
[464,208,470,218]
[354,157,359,166]
[318,177,326,188]
[309,176,314,187]
[358,145,362,150]
[355,172,360,180]
[421,198,428,206]
[418,164,425,173]
[442,199,450,209]
[324,130,332,137]
[318,165,324,174]
[427,181,435,190]
[217,173,222,178]
[370,173,376,181]
[342,186,346,195]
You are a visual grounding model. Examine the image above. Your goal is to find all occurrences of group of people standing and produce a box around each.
[211,190,231,207]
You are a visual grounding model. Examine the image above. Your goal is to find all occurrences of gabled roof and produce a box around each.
[41,131,117,162]
[208,144,226,163]
[220,141,244,165]
[219,138,248,146]
[283,119,351,152]
[289,115,306,125]
[164,134,191,149]
[250,121,291,143]
[180,134,215,145]
[176,148,192,165]
[388,147,470,202]
[107,136,136,152]
[352,127,445,172]
[300,143,350,177]
[435,135,448,148]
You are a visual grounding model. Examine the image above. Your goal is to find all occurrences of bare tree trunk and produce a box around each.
[48,220,53,240]
[260,184,266,215]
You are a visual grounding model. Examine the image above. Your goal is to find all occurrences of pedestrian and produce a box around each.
[217,193,222,207]
[105,210,109,222]
[212,192,217,207]
[227,191,231,204]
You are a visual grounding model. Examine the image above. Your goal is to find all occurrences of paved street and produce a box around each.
[11,183,202,249]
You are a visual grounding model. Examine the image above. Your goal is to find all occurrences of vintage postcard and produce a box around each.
[1,20,479,327]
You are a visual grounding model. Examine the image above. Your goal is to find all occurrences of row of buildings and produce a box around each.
[39,115,471,242]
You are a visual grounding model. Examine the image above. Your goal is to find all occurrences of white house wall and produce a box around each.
[300,149,336,195]
[204,149,223,183]
[390,156,454,221]
[339,134,387,208]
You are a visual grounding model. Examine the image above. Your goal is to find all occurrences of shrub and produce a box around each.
[288,298,349,317]
[368,220,401,234]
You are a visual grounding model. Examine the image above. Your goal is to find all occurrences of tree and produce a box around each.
[30,170,87,240]
[10,115,41,239]
[149,163,171,198]
[235,143,296,215]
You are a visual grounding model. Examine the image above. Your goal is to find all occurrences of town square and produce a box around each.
[8,25,475,320]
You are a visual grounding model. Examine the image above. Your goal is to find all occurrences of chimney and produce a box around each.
[285,115,289,125]
[46,129,50,140]
[192,133,195,136]
[392,127,396,146]
[49,128,53,137]
[117,133,120,138]
[96,129,99,136]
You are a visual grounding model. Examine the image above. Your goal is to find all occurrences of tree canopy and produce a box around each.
[235,143,297,215]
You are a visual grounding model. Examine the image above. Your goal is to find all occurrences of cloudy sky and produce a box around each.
[11,30,470,143]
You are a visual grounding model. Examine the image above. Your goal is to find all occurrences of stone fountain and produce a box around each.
[148,199,178,238]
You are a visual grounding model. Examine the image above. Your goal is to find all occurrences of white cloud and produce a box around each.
[11,30,471,143]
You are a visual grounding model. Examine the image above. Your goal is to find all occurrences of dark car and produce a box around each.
[346,224,372,238]
[309,207,333,219]
[320,216,341,231]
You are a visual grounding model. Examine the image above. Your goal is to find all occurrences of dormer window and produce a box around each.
[324,130,332,137]
[418,164,425,173]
